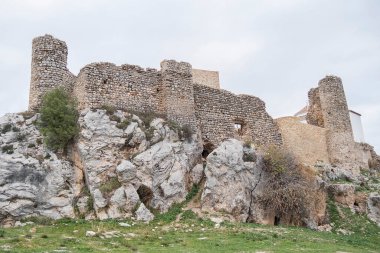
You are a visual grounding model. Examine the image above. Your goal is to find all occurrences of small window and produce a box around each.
[234,123,242,131]
[234,122,243,135]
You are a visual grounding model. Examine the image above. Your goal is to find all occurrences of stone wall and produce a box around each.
[73,62,162,113]
[193,84,282,148]
[306,88,324,127]
[276,117,329,165]
[28,35,281,149]
[161,60,198,130]
[306,75,369,169]
[192,69,220,89]
[29,35,76,111]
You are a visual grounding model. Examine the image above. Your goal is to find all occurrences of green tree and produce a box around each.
[39,88,79,151]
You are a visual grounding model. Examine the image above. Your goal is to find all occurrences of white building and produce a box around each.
[349,110,365,143]
[293,106,365,143]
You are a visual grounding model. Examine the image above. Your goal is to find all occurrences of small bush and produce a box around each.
[181,210,197,220]
[99,177,121,195]
[0,230,5,237]
[1,123,12,134]
[101,104,116,115]
[12,126,20,132]
[39,88,79,151]
[116,119,130,130]
[22,216,54,225]
[180,125,193,141]
[1,144,14,154]
[109,114,121,123]
[28,143,36,148]
[87,195,94,212]
[41,234,48,239]
[243,140,252,149]
[145,127,155,141]
[243,153,255,162]
[19,111,35,120]
[16,133,27,142]
[259,146,323,225]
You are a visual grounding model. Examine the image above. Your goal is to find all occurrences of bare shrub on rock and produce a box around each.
[259,146,325,226]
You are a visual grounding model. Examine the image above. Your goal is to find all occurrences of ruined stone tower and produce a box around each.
[307,76,357,165]
[29,35,75,110]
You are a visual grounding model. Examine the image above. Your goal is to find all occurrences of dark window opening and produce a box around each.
[102,79,108,84]
[354,201,359,207]
[274,216,281,226]
[202,142,215,158]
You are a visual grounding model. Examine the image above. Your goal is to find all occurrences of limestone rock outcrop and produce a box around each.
[200,139,267,222]
[0,109,203,225]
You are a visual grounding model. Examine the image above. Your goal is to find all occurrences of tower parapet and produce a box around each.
[29,34,75,111]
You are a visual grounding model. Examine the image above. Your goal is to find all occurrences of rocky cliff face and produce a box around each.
[1,109,379,229]
[0,109,203,226]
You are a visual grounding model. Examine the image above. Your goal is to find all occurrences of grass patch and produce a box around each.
[99,177,121,195]
[0,218,379,253]
[1,144,14,154]
[116,119,130,130]
[101,104,116,115]
[1,123,12,134]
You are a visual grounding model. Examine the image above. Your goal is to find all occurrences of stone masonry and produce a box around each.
[28,34,282,148]
[306,76,367,169]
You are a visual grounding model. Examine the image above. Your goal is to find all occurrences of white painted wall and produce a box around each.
[349,111,365,143]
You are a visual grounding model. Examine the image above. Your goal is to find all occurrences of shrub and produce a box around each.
[1,144,14,154]
[19,111,35,120]
[180,125,193,141]
[243,153,255,162]
[38,88,79,151]
[101,104,116,115]
[109,114,121,122]
[99,177,121,195]
[116,119,130,130]
[16,133,27,142]
[259,146,323,225]
[12,126,20,132]
[1,123,12,134]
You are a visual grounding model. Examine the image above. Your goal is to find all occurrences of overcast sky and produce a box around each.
[0,0,379,151]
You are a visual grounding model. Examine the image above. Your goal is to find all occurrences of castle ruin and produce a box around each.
[29,34,374,170]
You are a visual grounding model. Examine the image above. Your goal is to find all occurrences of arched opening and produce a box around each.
[202,142,215,159]
[137,184,153,206]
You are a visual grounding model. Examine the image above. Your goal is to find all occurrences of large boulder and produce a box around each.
[367,192,380,226]
[200,139,264,222]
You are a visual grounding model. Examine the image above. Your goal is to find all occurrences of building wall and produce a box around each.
[192,69,220,89]
[193,84,282,147]
[349,111,365,143]
[276,117,329,165]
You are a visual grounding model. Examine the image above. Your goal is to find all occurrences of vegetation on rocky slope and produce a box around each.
[39,87,79,151]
